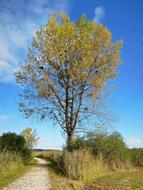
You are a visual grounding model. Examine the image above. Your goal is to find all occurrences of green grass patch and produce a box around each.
[0,165,27,189]
[84,168,143,190]
[0,158,37,189]
[99,169,143,189]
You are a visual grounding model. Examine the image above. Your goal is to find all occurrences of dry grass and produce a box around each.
[0,150,37,189]
[34,150,61,160]
[48,162,84,190]
[38,149,137,190]
[61,150,108,182]
[0,150,22,176]
[45,149,109,190]
[37,149,109,189]
[84,168,143,190]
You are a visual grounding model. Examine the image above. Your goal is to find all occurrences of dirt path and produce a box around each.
[2,158,51,190]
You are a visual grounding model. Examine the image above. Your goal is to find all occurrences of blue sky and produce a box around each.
[0,0,143,149]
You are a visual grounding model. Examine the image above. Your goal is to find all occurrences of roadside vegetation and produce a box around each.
[0,150,22,178]
[37,132,143,190]
[0,150,33,189]
[0,130,38,188]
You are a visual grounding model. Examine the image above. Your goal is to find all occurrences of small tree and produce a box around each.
[20,128,39,149]
[0,132,32,162]
[0,132,26,152]
[16,13,122,148]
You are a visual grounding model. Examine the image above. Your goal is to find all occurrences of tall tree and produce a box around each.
[16,14,122,147]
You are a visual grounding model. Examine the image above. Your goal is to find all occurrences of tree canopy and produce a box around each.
[20,128,39,149]
[16,13,122,146]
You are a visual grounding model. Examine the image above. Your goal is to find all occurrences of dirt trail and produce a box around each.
[2,158,51,190]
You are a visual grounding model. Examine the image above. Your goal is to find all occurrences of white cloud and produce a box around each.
[0,0,70,83]
[0,115,9,121]
[0,42,18,64]
[125,137,143,148]
[0,40,19,82]
[0,61,11,73]
[93,6,105,24]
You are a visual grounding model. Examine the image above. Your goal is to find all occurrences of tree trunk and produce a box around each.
[67,132,73,151]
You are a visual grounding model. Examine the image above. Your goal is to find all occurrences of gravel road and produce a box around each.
[2,158,51,190]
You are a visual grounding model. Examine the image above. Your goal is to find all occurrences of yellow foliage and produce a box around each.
[31,13,122,100]
[16,13,122,135]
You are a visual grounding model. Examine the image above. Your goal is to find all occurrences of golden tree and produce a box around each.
[16,14,122,147]
[20,128,39,149]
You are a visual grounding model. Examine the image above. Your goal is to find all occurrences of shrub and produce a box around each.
[130,148,143,167]
[65,132,130,170]
[88,132,130,169]
[0,132,32,162]
[0,132,26,152]
[65,136,86,151]
[60,149,108,181]
[21,148,32,163]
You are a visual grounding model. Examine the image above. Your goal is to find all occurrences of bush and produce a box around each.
[65,136,86,151]
[130,148,143,167]
[0,132,32,162]
[88,132,130,169]
[21,148,32,163]
[0,132,26,152]
[60,149,108,181]
[65,132,130,170]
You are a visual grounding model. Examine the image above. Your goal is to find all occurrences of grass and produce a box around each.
[48,165,143,190]
[0,150,37,189]
[37,149,108,181]
[0,165,28,189]
[34,150,61,159]
[48,161,84,190]
[61,150,108,181]
[36,150,84,190]
[84,169,143,190]
[100,169,143,189]
[38,150,108,190]
[36,149,143,190]
[0,150,22,176]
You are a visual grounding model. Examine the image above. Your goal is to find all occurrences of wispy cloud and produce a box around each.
[125,137,143,148]
[0,114,9,121]
[0,0,70,83]
[0,39,19,82]
[93,6,105,24]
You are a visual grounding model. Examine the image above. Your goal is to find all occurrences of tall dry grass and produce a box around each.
[34,150,61,160]
[0,150,22,176]
[61,149,108,182]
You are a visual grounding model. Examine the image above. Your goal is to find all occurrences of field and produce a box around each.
[48,165,143,190]
[84,169,143,190]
